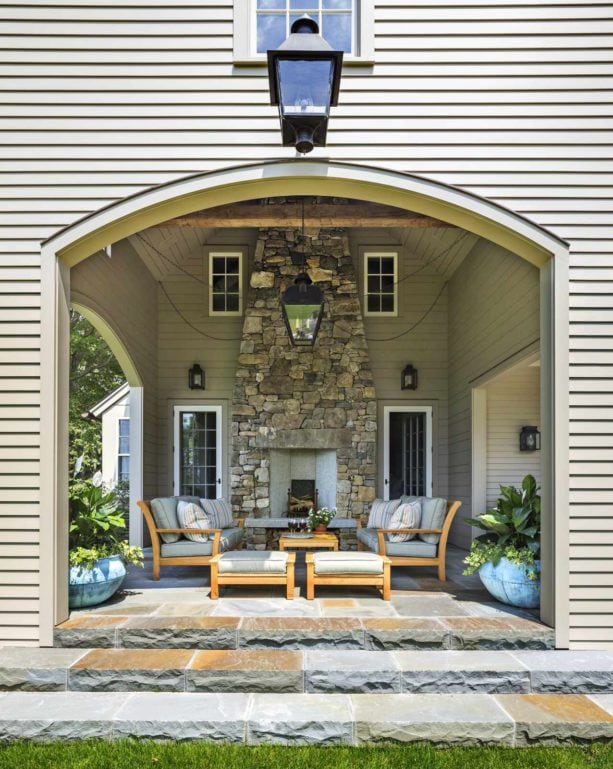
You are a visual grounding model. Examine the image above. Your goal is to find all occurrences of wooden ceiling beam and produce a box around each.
[154,203,455,229]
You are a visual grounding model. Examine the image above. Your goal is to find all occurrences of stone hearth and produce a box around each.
[230,226,377,527]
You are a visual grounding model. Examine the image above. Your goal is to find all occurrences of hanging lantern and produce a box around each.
[519,425,541,451]
[188,363,205,390]
[267,15,343,154]
[281,272,324,346]
[401,364,418,391]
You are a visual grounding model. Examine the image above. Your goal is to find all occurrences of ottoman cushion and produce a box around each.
[218,550,288,575]
[312,551,384,575]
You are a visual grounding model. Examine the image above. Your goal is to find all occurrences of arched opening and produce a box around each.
[40,161,569,647]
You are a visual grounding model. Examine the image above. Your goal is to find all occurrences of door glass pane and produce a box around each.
[389,411,426,498]
[179,410,217,498]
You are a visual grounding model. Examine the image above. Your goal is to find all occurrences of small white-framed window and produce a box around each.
[117,418,130,484]
[209,251,243,316]
[234,0,374,64]
[363,251,398,316]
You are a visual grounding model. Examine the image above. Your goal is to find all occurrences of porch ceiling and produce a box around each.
[127,197,479,282]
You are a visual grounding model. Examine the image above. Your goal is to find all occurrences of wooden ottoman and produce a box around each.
[210,551,295,600]
[306,551,391,601]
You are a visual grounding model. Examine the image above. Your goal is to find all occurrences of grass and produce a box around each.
[0,742,610,769]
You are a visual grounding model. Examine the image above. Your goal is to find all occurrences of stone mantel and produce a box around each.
[255,428,352,450]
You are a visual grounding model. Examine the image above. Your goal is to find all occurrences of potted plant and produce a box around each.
[463,474,541,609]
[69,472,143,609]
[307,506,336,533]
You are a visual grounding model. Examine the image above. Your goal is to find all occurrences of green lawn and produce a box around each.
[0,742,610,769]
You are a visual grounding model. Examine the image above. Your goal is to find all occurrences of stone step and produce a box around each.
[54,614,554,651]
[3,647,612,695]
[0,691,610,745]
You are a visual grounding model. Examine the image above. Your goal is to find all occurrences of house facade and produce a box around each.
[87,382,130,491]
[0,1,610,650]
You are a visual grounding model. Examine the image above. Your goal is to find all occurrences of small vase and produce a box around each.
[314,524,327,533]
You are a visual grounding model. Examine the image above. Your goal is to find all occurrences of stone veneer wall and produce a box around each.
[231,227,377,535]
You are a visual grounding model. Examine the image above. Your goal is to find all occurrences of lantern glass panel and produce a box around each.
[277,58,333,117]
[284,304,321,344]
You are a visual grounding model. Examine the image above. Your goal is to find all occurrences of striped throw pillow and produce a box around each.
[200,497,234,529]
[367,498,401,529]
[387,501,422,542]
[176,501,211,543]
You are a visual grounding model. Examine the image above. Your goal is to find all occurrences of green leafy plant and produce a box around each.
[463,474,540,579]
[307,506,336,530]
[69,473,143,569]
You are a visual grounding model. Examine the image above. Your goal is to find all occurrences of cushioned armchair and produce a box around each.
[138,497,244,580]
[357,498,462,581]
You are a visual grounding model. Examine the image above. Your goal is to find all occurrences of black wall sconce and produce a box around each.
[401,363,418,391]
[519,425,540,451]
[188,363,205,390]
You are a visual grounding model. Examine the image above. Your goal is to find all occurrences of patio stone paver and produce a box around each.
[0,691,126,741]
[391,596,471,618]
[362,618,448,650]
[92,604,158,615]
[68,649,194,692]
[152,603,216,617]
[511,650,613,693]
[394,650,531,693]
[588,694,613,716]
[113,692,249,742]
[0,647,87,691]
[305,649,400,693]
[248,693,354,745]
[352,692,515,745]
[187,650,303,693]
[210,598,321,618]
[495,694,613,745]
[54,615,129,648]
[239,618,364,649]
[440,617,555,650]
[118,616,239,649]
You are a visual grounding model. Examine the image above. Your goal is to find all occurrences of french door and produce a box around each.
[173,405,222,499]
[383,406,432,500]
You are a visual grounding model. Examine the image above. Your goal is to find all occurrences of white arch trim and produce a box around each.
[40,159,569,647]
[43,160,567,269]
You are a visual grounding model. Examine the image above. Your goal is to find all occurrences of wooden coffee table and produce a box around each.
[279,532,339,552]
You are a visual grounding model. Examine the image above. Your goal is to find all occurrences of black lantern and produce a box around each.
[267,15,343,154]
[519,425,540,451]
[401,364,418,391]
[188,363,205,390]
[281,272,324,346]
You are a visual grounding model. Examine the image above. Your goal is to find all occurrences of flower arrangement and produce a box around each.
[307,506,336,531]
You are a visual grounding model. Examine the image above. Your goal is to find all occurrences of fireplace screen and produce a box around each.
[287,480,318,516]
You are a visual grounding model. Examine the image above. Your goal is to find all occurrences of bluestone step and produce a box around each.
[2,647,612,695]
[0,691,611,745]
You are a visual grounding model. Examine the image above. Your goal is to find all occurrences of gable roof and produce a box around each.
[88,382,130,419]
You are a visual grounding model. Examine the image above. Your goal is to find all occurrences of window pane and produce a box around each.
[381,273,394,292]
[226,257,239,274]
[226,275,239,292]
[381,257,394,274]
[367,275,380,293]
[226,294,239,312]
[212,257,226,273]
[381,294,395,312]
[290,0,317,8]
[367,256,380,275]
[324,0,352,8]
[367,295,380,313]
[212,275,225,293]
[212,294,225,312]
[321,12,352,52]
[257,14,286,53]
[258,0,285,8]
[118,456,130,482]
[118,419,129,437]
[118,436,129,455]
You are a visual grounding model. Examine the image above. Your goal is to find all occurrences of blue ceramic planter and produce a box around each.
[479,557,540,609]
[68,555,126,609]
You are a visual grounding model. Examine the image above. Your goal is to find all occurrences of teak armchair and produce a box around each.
[138,499,244,581]
[357,500,462,581]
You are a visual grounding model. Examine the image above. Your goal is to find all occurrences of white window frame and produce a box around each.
[363,250,398,317]
[233,0,374,65]
[383,406,433,501]
[173,405,223,498]
[117,417,130,484]
[208,250,244,317]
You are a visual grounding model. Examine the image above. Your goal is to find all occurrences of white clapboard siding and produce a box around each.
[0,0,612,647]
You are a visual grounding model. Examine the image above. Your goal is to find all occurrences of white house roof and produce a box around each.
[88,382,130,418]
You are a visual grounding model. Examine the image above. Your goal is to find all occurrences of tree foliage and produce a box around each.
[69,310,125,492]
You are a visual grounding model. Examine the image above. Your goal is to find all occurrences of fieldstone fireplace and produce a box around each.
[230,224,377,541]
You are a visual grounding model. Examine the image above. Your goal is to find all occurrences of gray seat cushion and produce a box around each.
[151,496,201,543]
[160,526,243,558]
[402,496,447,544]
[357,527,437,558]
[218,550,288,575]
[312,551,384,575]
